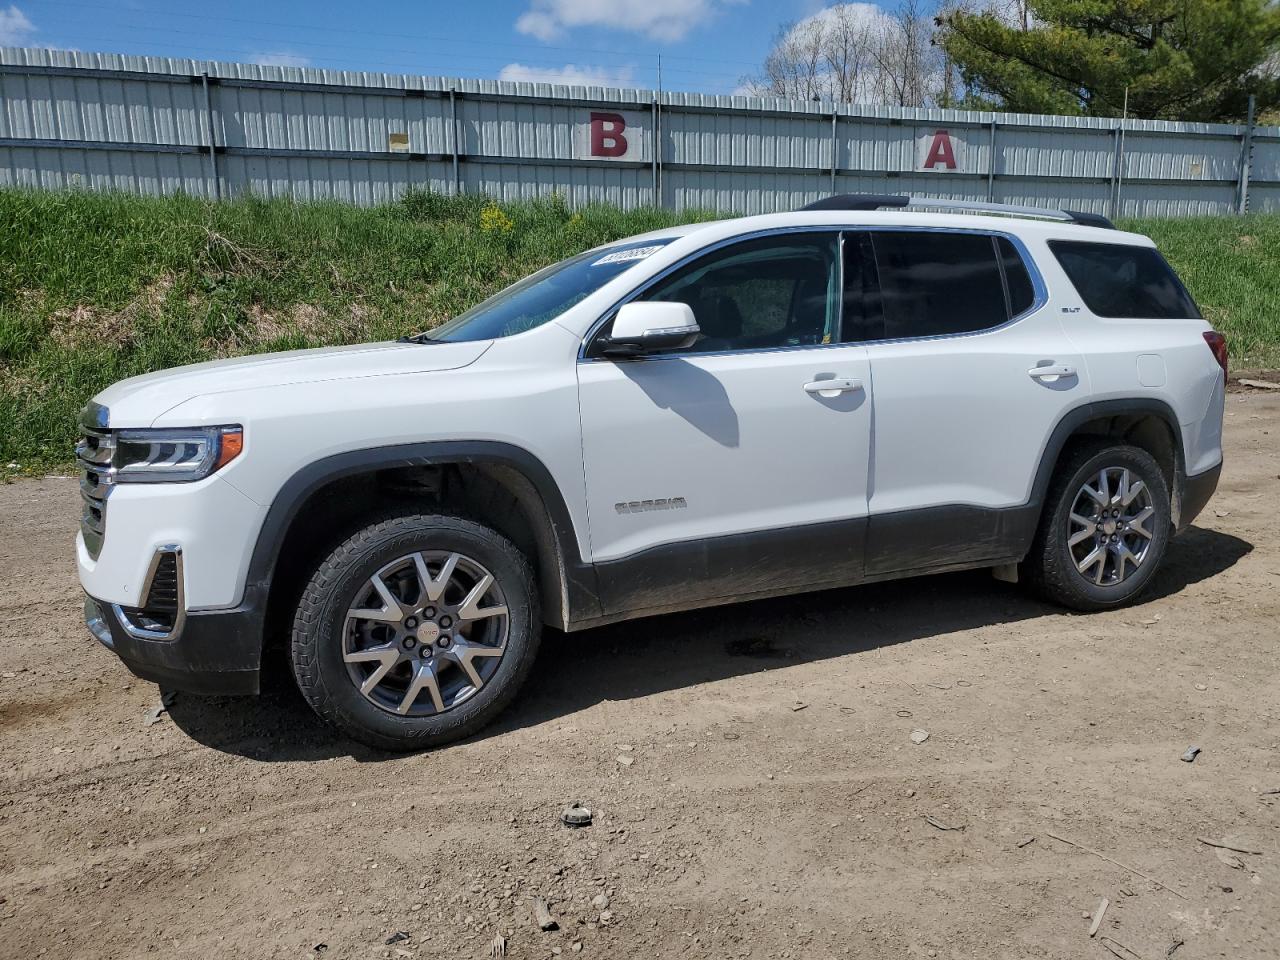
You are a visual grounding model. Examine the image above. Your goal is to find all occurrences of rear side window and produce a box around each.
[867,232,1022,340]
[1050,241,1200,319]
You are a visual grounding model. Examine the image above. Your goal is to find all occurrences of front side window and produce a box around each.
[868,231,1015,340]
[1050,240,1200,319]
[426,239,673,342]
[623,233,840,354]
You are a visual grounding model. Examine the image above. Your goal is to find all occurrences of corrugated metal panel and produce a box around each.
[0,45,1274,218]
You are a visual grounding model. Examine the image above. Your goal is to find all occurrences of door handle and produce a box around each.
[1028,363,1077,380]
[804,377,863,397]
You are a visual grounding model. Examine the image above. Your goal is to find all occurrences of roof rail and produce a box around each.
[800,194,1115,229]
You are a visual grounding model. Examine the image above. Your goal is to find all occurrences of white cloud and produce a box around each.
[0,5,35,45]
[248,51,311,68]
[788,2,896,44]
[499,62,637,88]
[515,0,742,43]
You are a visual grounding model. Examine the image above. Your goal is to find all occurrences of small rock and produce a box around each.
[384,931,410,945]
[1194,683,1207,691]
[1181,745,1201,763]
[143,702,170,726]
[599,909,613,923]
[561,804,592,828]
[1,671,15,679]
[571,942,583,953]
[313,945,328,954]
[592,893,609,910]
[533,896,558,931]
[616,755,634,767]
[910,729,930,744]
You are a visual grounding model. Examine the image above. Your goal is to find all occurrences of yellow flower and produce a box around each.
[479,203,515,235]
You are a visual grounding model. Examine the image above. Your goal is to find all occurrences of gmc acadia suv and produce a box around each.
[77,195,1225,750]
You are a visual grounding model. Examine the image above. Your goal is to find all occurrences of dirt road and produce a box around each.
[1,394,1277,960]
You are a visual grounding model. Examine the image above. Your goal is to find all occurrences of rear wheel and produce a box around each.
[291,513,540,751]
[1024,442,1171,611]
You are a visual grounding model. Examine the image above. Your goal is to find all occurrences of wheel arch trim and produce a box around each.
[1030,397,1185,514]
[242,441,600,630]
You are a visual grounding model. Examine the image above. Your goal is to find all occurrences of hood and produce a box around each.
[95,340,492,427]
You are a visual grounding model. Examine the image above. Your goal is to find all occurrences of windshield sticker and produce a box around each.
[591,245,665,266]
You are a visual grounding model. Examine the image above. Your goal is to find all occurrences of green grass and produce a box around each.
[0,188,1277,472]
[0,188,712,471]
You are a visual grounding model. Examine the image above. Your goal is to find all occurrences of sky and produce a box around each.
[0,0,890,95]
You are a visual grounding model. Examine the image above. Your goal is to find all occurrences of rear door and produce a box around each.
[846,229,1089,575]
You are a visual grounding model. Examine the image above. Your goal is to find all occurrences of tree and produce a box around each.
[742,1,945,107]
[937,0,1280,121]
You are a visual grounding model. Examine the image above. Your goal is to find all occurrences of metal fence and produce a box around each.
[2,46,1278,218]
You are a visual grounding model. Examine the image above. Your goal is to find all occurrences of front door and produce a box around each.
[576,231,873,617]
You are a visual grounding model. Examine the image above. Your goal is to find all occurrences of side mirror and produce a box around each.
[601,302,700,358]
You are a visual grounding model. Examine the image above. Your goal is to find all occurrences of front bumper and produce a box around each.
[85,594,263,695]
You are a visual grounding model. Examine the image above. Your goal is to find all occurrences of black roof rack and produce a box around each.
[799,194,1115,229]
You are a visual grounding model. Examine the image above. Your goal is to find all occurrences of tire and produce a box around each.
[291,513,540,751]
[1023,441,1171,612]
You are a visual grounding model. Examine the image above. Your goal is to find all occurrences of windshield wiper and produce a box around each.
[397,332,442,344]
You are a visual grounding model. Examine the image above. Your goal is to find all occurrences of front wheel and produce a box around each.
[291,513,540,751]
[1024,442,1171,611]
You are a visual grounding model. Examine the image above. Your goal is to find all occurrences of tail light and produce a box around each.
[1202,331,1228,376]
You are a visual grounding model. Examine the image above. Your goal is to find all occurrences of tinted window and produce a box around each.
[428,239,673,342]
[1050,241,1200,319]
[634,233,839,353]
[998,236,1036,317]
[870,232,1011,339]
[840,232,884,342]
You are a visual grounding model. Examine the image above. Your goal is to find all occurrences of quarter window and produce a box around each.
[628,233,840,353]
[1050,240,1200,319]
[998,236,1036,317]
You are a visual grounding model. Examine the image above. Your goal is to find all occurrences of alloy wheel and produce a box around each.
[342,551,509,716]
[1066,466,1157,587]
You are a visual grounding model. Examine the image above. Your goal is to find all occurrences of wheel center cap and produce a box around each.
[416,621,441,645]
[1101,518,1118,536]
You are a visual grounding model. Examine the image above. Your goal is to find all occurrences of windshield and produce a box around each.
[423,239,674,342]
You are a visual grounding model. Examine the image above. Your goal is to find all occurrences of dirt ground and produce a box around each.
[1,394,1277,960]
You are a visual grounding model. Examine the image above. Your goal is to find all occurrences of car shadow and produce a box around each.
[165,525,1252,761]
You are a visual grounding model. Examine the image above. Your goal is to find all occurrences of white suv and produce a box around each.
[77,195,1225,750]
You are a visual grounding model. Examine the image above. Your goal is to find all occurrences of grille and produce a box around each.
[76,404,113,559]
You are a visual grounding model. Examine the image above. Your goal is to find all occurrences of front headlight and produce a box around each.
[112,425,243,483]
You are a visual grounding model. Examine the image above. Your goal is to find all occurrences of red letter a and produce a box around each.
[923,130,957,170]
